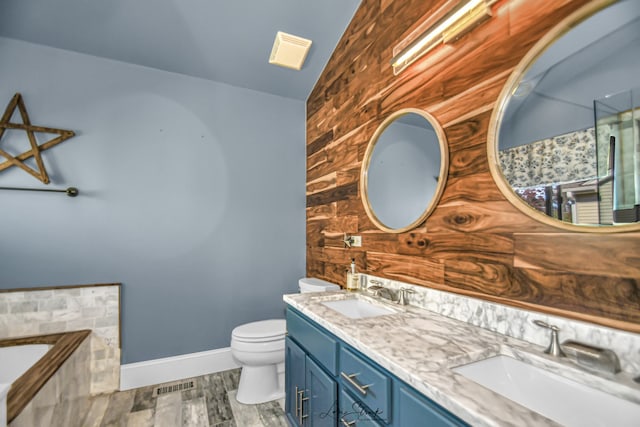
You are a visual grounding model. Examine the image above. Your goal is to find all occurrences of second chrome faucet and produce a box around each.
[533,319,621,374]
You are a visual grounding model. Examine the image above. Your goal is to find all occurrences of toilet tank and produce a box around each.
[299,277,340,293]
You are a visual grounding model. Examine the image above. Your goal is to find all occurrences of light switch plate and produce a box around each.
[351,236,362,247]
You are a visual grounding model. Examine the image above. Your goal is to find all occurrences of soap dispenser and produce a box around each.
[346,258,358,291]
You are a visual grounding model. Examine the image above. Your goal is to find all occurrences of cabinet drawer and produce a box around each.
[286,308,338,375]
[339,389,384,427]
[339,347,391,423]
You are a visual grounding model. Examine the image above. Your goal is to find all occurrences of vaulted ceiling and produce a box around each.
[0,0,361,100]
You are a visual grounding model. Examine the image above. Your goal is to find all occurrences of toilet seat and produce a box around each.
[232,319,286,343]
[231,338,284,354]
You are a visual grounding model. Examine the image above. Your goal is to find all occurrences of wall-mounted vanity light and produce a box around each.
[391,0,493,75]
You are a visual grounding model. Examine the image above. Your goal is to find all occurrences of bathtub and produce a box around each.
[1,383,8,427]
[0,344,50,427]
[0,330,91,427]
[0,344,51,385]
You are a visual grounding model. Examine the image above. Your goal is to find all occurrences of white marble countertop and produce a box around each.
[283,291,640,427]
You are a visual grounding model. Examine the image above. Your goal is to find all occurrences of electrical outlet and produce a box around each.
[351,235,362,247]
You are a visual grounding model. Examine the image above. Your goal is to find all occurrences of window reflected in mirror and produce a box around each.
[492,0,640,230]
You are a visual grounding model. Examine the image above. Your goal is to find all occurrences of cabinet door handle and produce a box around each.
[340,418,356,426]
[297,388,304,424]
[341,372,372,396]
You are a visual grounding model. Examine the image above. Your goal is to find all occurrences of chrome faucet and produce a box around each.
[369,286,395,301]
[367,280,395,301]
[562,340,621,374]
[533,319,622,374]
[397,287,415,305]
[533,320,566,357]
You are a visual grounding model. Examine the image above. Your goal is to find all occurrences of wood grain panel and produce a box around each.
[306,182,358,207]
[307,129,334,155]
[512,268,640,330]
[307,138,360,183]
[444,258,513,295]
[448,142,489,178]
[337,167,360,186]
[307,172,337,196]
[428,201,551,234]
[445,110,491,151]
[440,172,505,204]
[514,233,640,278]
[307,204,336,221]
[306,0,640,332]
[397,232,514,258]
[307,148,328,172]
[366,252,444,286]
[336,198,363,217]
[307,220,326,248]
[435,70,512,127]
[307,258,324,279]
[322,215,359,248]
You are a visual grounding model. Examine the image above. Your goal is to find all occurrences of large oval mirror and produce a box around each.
[361,108,448,233]
[489,0,640,232]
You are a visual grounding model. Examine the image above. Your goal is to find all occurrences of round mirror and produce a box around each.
[361,108,448,233]
[489,0,640,232]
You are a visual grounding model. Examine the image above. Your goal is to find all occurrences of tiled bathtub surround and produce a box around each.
[0,284,120,394]
[9,334,92,427]
[360,274,640,374]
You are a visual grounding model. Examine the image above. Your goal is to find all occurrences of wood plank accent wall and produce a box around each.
[306,0,640,333]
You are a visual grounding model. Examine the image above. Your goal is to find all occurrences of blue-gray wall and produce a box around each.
[499,1,640,149]
[0,37,306,363]
[500,43,640,149]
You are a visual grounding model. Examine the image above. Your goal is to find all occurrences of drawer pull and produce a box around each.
[341,372,372,396]
[340,418,356,426]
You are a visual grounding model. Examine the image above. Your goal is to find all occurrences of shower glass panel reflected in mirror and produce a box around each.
[595,88,640,224]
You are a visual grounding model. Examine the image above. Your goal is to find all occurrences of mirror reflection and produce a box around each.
[362,109,448,233]
[496,0,640,227]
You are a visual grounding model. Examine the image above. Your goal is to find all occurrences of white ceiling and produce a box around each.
[0,0,361,101]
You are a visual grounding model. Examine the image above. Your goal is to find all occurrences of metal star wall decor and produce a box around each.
[0,93,75,184]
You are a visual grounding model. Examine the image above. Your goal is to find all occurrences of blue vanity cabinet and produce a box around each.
[339,346,392,423]
[286,306,469,427]
[286,308,339,374]
[395,383,468,427]
[286,308,339,427]
[285,337,307,427]
[306,356,338,426]
[339,388,385,427]
[285,337,338,427]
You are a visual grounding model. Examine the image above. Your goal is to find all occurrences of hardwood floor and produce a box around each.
[80,369,287,427]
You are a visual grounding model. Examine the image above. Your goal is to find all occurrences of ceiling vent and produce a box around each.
[269,31,312,70]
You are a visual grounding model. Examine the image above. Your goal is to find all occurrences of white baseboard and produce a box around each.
[120,347,240,390]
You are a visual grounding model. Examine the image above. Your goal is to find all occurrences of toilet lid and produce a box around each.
[232,319,286,342]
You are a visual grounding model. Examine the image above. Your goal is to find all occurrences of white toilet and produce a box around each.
[230,277,340,404]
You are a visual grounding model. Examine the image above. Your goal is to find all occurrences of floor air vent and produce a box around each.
[152,379,196,397]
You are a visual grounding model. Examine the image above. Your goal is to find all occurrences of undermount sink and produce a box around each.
[322,297,396,319]
[453,355,640,427]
